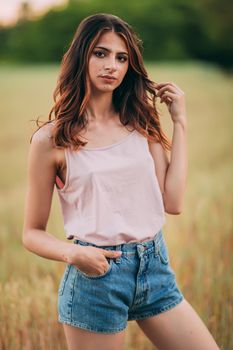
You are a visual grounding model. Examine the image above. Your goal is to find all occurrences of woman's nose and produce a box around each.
[104,58,117,71]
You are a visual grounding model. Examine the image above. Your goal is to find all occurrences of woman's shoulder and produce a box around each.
[31,121,55,151]
[28,121,58,190]
[30,121,62,171]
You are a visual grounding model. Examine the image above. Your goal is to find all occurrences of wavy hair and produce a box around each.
[31,13,172,151]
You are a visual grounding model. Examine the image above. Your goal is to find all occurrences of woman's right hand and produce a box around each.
[67,244,122,276]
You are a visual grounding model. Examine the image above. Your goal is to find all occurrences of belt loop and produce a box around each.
[114,244,122,264]
[153,237,160,257]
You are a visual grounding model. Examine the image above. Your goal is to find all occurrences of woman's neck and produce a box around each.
[85,92,116,123]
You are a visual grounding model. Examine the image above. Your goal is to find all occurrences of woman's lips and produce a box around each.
[100,76,116,82]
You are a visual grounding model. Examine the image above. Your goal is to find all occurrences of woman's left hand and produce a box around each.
[155,82,187,126]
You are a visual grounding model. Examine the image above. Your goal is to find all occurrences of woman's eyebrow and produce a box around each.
[94,46,129,55]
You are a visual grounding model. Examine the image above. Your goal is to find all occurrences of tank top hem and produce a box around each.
[64,220,166,246]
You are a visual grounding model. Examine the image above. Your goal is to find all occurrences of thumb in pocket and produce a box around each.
[103,249,122,258]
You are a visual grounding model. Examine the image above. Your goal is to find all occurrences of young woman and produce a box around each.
[23,13,220,350]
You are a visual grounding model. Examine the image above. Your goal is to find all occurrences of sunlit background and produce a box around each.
[0,1,232,349]
[0,0,67,26]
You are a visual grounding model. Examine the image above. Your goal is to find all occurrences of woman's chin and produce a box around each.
[95,85,117,93]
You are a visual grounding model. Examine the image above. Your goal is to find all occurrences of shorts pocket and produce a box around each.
[158,240,170,265]
[58,264,72,296]
[75,258,114,279]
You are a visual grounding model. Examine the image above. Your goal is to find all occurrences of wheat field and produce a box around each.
[0,62,232,349]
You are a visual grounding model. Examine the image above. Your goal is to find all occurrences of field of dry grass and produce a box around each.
[0,61,232,349]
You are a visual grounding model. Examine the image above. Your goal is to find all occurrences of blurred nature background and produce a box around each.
[0,0,232,349]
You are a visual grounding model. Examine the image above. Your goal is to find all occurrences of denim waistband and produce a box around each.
[73,229,164,257]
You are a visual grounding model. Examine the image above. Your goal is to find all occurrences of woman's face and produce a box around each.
[88,31,129,94]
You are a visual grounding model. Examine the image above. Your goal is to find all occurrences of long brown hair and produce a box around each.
[31,13,172,151]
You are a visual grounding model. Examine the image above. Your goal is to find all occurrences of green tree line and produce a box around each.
[0,0,232,71]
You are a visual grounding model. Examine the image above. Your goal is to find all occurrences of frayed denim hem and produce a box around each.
[58,316,127,334]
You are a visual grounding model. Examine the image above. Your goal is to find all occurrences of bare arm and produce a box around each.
[22,125,77,264]
[148,81,188,214]
[163,122,188,214]
[148,121,188,215]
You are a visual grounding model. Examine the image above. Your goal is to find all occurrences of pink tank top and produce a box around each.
[55,129,166,246]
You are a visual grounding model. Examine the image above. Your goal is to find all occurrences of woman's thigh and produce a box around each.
[63,324,126,350]
[136,298,220,350]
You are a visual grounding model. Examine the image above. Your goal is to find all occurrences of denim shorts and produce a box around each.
[57,228,184,334]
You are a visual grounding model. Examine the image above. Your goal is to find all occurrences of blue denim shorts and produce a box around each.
[57,228,184,334]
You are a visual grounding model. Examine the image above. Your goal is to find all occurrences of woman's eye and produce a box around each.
[94,51,104,57]
[118,56,127,62]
